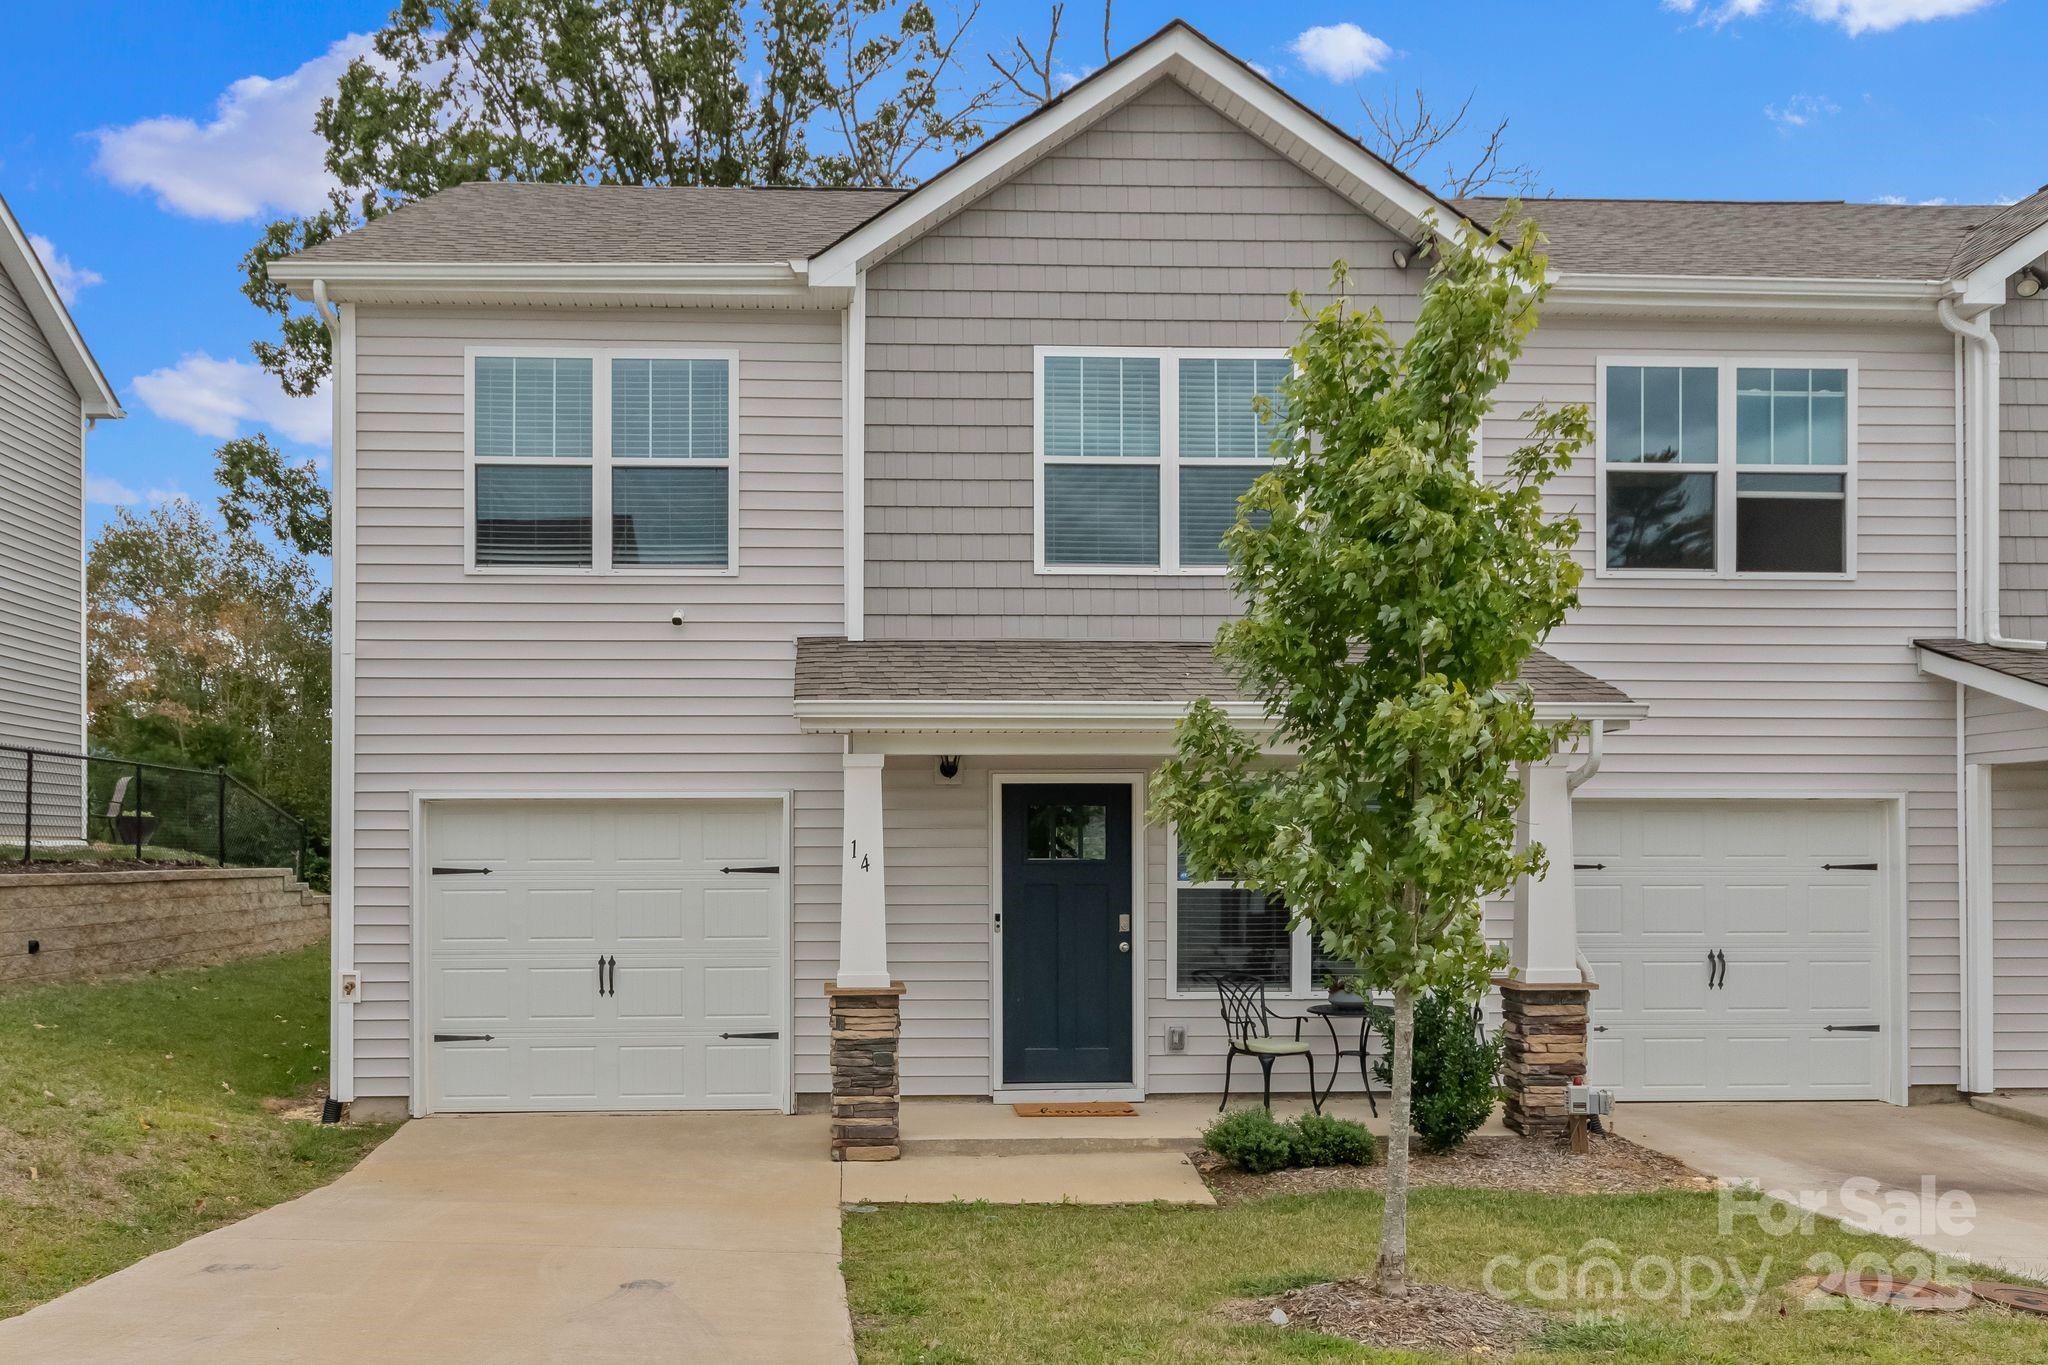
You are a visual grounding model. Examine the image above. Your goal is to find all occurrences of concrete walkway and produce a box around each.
[0,1113,853,1365]
[1621,1101,2048,1280]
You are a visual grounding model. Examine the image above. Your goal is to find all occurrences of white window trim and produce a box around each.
[462,343,742,577]
[1164,826,1332,1001]
[1594,355,1859,582]
[1032,344,1287,576]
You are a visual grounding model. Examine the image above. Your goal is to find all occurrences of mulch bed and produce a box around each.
[1193,1131,1706,1204]
[1227,1278,1547,1356]
[0,859,213,874]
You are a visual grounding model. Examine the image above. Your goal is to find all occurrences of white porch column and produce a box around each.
[1512,758,1582,985]
[836,750,892,989]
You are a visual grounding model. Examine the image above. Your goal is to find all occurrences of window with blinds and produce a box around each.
[1170,833,1346,997]
[1040,351,1285,571]
[470,352,734,573]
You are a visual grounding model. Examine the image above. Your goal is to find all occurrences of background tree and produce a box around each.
[88,500,332,834]
[1361,87,1540,198]
[1150,216,1585,1297]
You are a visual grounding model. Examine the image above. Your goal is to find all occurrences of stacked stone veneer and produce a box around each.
[827,981,905,1161]
[0,867,327,986]
[1498,978,1594,1138]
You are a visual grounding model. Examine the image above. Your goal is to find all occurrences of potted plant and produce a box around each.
[1324,973,1365,1010]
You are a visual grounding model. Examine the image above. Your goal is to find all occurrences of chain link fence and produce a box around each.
[0,744,311,881]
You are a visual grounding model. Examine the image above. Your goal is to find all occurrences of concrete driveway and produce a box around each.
[1622,1101,2048,1280]
[0,1112,852,1364]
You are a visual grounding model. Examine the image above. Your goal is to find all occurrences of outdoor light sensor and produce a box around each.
[2019,268,2045,300]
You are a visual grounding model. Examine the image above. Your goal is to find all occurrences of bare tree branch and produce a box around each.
[1360,86,1541,199]
[989,2,1062,105]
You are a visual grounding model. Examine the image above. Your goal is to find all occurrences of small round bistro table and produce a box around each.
[1306,1001,1378,1116]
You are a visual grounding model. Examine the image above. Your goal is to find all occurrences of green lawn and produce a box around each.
[843,1191,2048,1363]
[0,944,392,1318]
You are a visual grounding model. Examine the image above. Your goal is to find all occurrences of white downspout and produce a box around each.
[311,278,339,330]
[1939,295,2045,649]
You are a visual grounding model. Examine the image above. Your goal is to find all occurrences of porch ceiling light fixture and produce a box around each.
[937,755,960,781]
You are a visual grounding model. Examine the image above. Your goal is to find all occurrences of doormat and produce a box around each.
[1011,1101,1138,1118]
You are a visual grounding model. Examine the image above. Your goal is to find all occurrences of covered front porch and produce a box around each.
[795,637,1643,1158]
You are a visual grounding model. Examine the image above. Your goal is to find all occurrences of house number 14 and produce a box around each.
[850,840,870,871]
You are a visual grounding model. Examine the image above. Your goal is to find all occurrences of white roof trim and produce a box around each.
[0,194,121,419]
[1953,218,2048,310]
[794,696,1646,733]
[1551,272,1944,316]
[273,258,805,295]
[1917,645,2048,715]
[804,22,1463,289]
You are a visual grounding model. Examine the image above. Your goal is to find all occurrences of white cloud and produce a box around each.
[86,475,186,508]
[132,354,329,446]
[1667,0,1995,31]
[1874,193,1951,205]
[90,35,368,222]
[1764,93,1840,131]
[1289,23,1392,82]
[27,234,103,305]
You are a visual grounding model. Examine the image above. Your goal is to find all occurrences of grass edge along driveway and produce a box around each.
[842,1189,2048,1363]
[0,944,393,1318]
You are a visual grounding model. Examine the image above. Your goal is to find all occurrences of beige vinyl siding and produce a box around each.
[0,256,86,836]
[862,77,1419,641]
[1997,271,2048,643]
[347,305,846,1100]
[1991,763,2048,1088]
[1497,316,1960,1088]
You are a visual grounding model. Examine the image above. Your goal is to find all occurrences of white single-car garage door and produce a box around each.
[1577,800,1890,1102]
[421,798,787,1113]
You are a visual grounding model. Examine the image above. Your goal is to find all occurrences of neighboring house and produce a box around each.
[273,22,2048,1126]
[0,193,122,843]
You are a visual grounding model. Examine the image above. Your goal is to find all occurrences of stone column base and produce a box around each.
[826,981,905,1161]
[1496,977,1594,1139]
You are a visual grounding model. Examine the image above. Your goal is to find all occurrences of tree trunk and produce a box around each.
[1376,982,1415,1297]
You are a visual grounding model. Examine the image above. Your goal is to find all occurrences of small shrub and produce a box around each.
[1287,1113,1375,1167]
[1202,1106,1295,1173]
[1372,991,1506,1153]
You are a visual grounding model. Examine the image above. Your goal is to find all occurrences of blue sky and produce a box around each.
[1,0,2035,546]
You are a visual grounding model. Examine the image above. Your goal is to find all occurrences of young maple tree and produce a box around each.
[1151,214,1586,1295]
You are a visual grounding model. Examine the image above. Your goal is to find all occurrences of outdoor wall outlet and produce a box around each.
[1166,1025,1186,1052]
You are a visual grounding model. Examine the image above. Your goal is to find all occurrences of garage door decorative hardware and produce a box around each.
[1574,862,1606,871]
[1824,1024,1881,1032]
[434,1033,494,1042]
[719,1031,780,1040]
[719,864,779,874]
[431,865,492,875]
[1707,949,1726,989]
[1822,862,1878,871]
[597,954,615,996]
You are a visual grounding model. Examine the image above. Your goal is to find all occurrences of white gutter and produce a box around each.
[1564,718,1604,794]
[1939,295,2045,650]
[311,278,338,329]
[794,697,1649,733]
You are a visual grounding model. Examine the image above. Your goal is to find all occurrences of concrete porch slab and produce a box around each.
[1971,1092,2048,1133]
[1620,1101,2048,1281]
[842,1151,1216,1205]
[898,1096,1509,1155]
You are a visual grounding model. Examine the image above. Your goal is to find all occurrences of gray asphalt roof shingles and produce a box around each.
[793,637,1632,708]
[1916,638,2048,690]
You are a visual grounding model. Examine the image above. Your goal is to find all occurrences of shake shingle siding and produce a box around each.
[862,78,1419,641]
[0,257,85,805]
[345,305,849,1100]
[1996,270,2048,644]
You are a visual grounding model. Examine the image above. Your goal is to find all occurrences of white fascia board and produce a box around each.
[1954,220,2048,310]
[794,697,1645,733]
[803,24,1462,289]
[1917,646,2048,715]
[1550,272,1944,316]
[0,194,123,418]
[271,258,805,299]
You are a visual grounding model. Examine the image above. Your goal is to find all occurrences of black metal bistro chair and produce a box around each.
[1197,971,1321,1114]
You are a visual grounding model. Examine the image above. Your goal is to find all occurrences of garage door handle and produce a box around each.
[1574,863,1606,871]
[434,1033,495,1042]
[431,866,491,876]
[719,1031,780,1040]
[1824,1024,1881,1032]
[720,864,780,874]
[1822,862,1878,871]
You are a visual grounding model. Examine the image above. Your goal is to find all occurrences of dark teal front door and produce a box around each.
[1001,783,1134,1085]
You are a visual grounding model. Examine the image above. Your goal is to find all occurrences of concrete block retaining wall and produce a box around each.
[0,867,327,986]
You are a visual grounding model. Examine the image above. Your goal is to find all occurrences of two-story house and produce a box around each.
[0,192,123,844]
[273,22,2048,1141]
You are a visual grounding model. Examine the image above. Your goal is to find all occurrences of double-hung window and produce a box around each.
[469,349,737,573]
[1038,348,1287,572]
[1599,359,1853,578]
[1168,834,1354,998]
